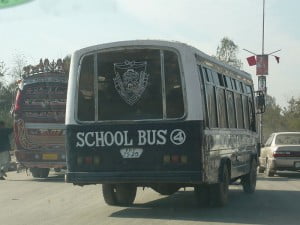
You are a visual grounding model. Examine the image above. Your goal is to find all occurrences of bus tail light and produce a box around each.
[93,157,101,165]
[163,155,188,164]
[77,156,101,166]
[84,157,93,164]
[171,155,180,163]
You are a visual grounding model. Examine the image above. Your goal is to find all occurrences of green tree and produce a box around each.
[262,95,286,141]
[0,60,7,78]
[282,96,300,131]
[11,54,27,80]
[215,37,243,69]
[0,55,27,126]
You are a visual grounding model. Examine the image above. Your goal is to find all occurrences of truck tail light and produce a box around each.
[14,90,22,113]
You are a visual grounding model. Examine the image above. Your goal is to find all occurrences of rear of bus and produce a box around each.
[65,41,205,190]
[14,65,68,178]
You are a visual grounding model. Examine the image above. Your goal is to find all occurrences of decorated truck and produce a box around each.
[13,59,69,178]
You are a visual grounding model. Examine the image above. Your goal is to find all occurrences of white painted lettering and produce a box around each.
[104,131,114,146]
[123,131,133,146]
[114,131,124,146]
[147,130,156,145]
[76,132,85,147]
[85,132,95,147]
[95,132,104,147]
[138,130,147,145]
[157,130,167,145]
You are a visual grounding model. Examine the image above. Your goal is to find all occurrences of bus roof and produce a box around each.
[72,39,253,81]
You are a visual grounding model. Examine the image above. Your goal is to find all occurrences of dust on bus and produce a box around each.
[65,40,260,207]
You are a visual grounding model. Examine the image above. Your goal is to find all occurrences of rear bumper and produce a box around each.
[15,150,66,169]
[21,162,66,169]
[270,157,300,171]
[65,171,203,185]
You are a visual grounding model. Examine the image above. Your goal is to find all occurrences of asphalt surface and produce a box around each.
[1,170,300,225]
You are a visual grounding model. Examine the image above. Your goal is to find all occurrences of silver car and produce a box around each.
[258,132,300,176]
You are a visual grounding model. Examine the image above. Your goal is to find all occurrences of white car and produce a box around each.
[258,132,300,176]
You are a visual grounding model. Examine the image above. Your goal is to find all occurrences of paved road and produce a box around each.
[1,171,300,225]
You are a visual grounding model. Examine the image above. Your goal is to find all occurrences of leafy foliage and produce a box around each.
[0,61,8,78]
[215,37,243,69]
[262,95,285,140]
[262,95,300,141]
[282,97,300,131]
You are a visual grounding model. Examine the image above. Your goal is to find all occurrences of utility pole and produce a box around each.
[243,0,280,146]
[260,0,266,146]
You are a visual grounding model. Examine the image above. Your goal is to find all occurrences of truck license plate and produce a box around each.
[120,148,143,158]
[42,153,58,160]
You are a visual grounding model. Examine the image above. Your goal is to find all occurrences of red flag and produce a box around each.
[274,56,280,63]
[247,56,256,66]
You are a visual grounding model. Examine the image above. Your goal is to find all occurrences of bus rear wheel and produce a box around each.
[210,164,229,207]
[102,184,137,206]
[241,159,257,193]
[102,184,117,205]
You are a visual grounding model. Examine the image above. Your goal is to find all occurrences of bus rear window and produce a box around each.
[97,49,162,120]
[77,48,184,121]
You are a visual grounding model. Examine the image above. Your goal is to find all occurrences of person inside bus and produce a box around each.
[0,121,13,180]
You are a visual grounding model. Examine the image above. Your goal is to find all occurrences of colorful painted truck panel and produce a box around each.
[13,59,68,178]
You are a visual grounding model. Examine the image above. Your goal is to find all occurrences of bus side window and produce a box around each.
[165,50,184,118]
[211,71,220,86]
[77,55,95,121]
[240,82,245,93]
[216,87,228,128]
[232,78,237,90]
[246,85,256,131]
[226,90,237,128]
[235,93,244,129]
[199,66,217,128]
[242,95,250,129]
[207,70,218,128]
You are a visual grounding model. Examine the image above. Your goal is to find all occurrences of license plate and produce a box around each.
[295,162,300,168]
[120,148,143,158]
[42,153,58,160]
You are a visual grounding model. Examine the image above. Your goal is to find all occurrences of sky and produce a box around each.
[0,0,299,107]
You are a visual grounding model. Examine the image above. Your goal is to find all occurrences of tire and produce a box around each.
[39,168,50,178]
[210,164,229,207]
[30,168,40,177]
[102,184,137,206]
[151,184,180,195]
[54,168,61,173]
[194,184,210,207]
[30,168,50,178]
[241,160,257,193]
[265,160,275,177]
[114,184,137,206]
[102,184,117,206]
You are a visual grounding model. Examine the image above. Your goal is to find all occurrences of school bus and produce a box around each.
[65,40,259,207]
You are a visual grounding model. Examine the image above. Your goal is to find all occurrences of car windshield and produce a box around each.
[275,133,300,145]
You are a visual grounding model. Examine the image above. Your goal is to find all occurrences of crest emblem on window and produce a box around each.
[113,60,149,105]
